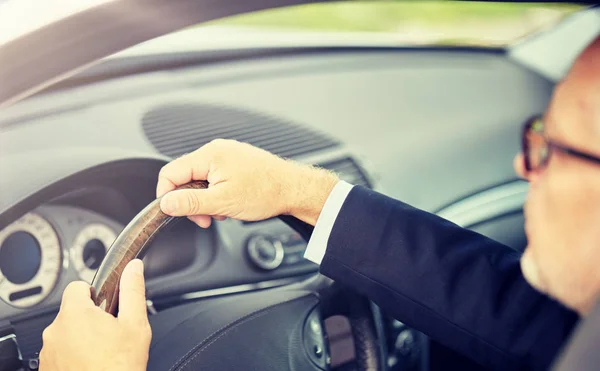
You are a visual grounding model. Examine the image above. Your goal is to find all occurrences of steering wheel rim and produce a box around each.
[91,180,209,313]
[91,181,383,370]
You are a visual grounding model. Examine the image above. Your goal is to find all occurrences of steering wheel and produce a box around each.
[91,181,383,371]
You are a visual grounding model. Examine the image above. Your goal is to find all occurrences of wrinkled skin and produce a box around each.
[517,37,600,314]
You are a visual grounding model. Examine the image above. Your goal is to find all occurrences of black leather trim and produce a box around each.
[169,295,315,371]
[148,289,323,371]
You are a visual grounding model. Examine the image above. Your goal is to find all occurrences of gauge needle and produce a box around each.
[85,257,96,268]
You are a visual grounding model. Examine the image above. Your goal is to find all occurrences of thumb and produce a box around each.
[160,188,222,217]
[118,259,148,326]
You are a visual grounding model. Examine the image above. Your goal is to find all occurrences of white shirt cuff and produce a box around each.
[303,180,354,265]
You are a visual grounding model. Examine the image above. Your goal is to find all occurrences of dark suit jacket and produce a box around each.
[319,186,579,371]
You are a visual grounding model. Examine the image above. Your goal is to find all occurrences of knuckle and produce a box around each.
[186,193,201,214]
[141,321,152,340]
[158,165,171,178]
[207,138,226,150]
[209,138,224,145]
[176,151,190,160]
[159,154,187,176]
[209,138,230,146]
[208,138,237,152]
[42,326,54,342]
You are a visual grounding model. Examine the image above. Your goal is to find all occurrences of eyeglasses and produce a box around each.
[522,115,600,173]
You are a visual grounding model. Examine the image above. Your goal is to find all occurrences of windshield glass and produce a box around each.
[110,1,582,58]
[0,0,114,45]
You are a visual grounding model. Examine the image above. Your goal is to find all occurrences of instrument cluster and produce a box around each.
[71,224,116,284]
[0,213,62,308]
[0,205,121,310]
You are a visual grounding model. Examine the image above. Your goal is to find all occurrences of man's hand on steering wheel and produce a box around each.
[156,139,339,227]
[39,260,151,371]
[41,140,339,371]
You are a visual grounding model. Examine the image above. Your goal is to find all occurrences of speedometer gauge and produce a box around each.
[0,213,62,308]
[72,224,116,283]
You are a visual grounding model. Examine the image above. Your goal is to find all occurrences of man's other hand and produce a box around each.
[156,139,339,227]
[39,259,151,371]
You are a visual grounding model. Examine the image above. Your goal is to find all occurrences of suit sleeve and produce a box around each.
[319,186,579,371]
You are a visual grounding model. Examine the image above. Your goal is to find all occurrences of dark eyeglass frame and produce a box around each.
[522,115,600,173]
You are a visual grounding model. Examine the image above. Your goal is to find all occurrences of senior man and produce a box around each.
[39,37,600,371]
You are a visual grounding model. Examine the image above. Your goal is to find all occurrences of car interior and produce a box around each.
[0,1,598,370]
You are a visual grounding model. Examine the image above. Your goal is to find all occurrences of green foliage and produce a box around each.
[207,1,582,33]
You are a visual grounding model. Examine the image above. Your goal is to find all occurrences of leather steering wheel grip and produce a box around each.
[91,180,209,315]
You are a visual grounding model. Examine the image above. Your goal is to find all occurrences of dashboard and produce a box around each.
[0,199,206,313]
[0,166,335,318]
[0,48,549,367]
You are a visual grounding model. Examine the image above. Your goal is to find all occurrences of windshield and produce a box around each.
[109,1,582,58]
[0,0,114,45]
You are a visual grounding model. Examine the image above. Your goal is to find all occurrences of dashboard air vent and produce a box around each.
[142,103,340,159]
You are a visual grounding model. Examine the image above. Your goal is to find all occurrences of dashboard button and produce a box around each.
[283,251,303,266]
[257,241,276,261]
[247,235,284,270]
[280,232,303,246]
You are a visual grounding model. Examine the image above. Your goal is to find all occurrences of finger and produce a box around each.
[160,188,223,217]
[213,215,227,221]
[60,281,94,312]
[118,259,149,327]
[188,215,212,228]
[156,149,210,198]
